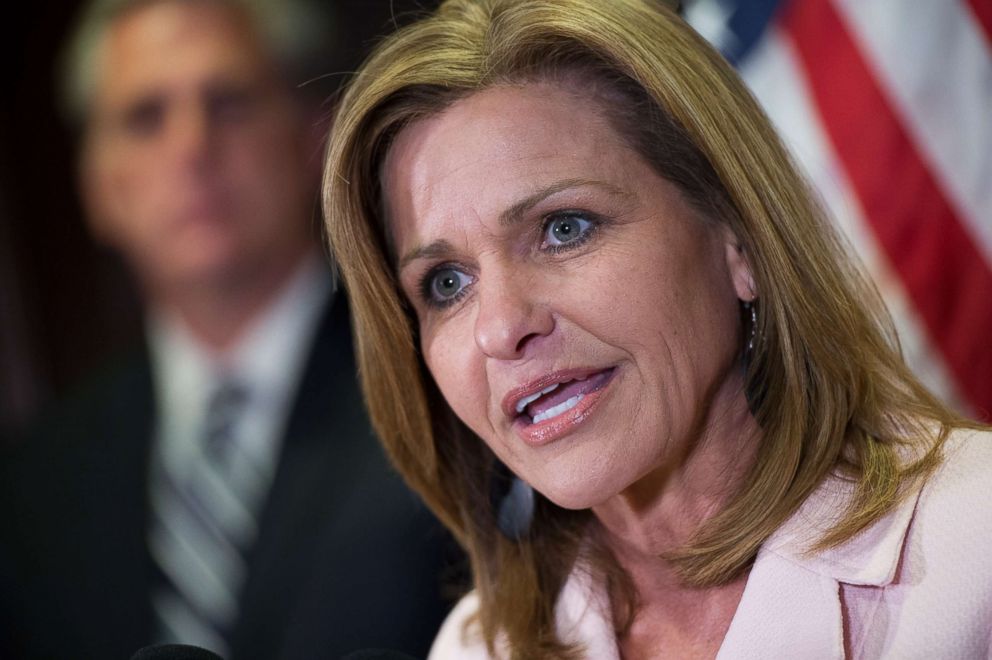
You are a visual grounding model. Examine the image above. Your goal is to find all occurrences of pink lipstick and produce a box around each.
[505,367,616,446]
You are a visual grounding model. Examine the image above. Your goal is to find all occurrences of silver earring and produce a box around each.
[746,300,758,354]
[742,300,762,412]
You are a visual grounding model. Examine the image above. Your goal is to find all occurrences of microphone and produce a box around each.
[130,644,224,660]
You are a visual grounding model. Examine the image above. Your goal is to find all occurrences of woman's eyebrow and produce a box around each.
[397,179,631,270]
[498,178,629,227]
[398,239,455,271]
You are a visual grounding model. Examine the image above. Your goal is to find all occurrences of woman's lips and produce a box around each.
[507,367,616,446]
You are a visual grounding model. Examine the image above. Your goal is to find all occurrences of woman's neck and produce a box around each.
[592,374,760,656]
[592,373,761,562]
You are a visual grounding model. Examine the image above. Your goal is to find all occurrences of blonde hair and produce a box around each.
[322,0,972,656]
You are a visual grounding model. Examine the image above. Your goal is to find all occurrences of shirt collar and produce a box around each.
[150,255,332,383]
[147,254,333,437]
[226,254,333,406]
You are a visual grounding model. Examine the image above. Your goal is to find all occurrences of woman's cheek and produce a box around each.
[423,322,488,427]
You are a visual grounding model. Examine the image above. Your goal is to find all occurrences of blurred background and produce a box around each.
[0,0,434,440]
[1,0,990,442]
[1,4,461,658]
[683,0,991,421]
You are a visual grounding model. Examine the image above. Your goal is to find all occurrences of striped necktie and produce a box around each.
[148,379,259,655]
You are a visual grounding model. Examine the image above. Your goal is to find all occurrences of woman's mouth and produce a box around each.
[506,367,616,445]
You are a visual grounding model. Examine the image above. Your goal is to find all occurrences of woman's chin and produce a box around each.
[537,477,616,512]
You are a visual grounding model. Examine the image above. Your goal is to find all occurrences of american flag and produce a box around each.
[685,0,992,420]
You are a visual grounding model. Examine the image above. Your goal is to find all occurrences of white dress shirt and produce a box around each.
[147,255,334,526]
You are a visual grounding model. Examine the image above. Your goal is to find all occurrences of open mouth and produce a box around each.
[511,368,615,426]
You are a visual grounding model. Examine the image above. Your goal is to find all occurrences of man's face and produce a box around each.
[81,1,314,297]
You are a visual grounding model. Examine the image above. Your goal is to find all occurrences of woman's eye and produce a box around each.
[543,213,594,249]
[425,267,473,305]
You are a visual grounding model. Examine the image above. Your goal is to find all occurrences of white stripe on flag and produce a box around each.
[834,0,992,267]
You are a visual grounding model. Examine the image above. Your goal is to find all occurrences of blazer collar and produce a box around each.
[763,468,926,586]
[555,469,926,659]
[717,472,925,659]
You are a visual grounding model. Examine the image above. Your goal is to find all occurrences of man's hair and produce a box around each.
[58,0,337,128]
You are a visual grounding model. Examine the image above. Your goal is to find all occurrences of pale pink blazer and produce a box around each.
[430,429,992,659]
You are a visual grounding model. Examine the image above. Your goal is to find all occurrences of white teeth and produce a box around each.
[531,393,584,424]
[514,382,562,414]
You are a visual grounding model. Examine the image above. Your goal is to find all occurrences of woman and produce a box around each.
[322,0,991,657]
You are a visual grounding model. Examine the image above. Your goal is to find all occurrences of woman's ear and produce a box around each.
[722,227,757,302]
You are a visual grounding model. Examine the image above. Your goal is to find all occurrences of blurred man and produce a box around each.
[0,1,455,658]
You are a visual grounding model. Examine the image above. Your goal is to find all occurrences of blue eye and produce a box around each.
[425,267,472,305]
[543,213,594,249]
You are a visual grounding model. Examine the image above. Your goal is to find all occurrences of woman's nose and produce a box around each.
[473,269,554,360]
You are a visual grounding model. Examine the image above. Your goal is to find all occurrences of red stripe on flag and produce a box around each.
[781,0,992,417]
[966,0,992,46]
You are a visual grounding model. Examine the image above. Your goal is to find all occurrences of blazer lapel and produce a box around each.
[229,293,375,657]
[719,468,926,659]
[553,543,846,660]
[717,548,844,659]
[90,351,158,650]
[59,350,158,656]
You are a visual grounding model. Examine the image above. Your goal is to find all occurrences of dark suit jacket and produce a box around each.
[0,294,460,659]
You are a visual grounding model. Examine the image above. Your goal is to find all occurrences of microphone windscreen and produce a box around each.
[130,643,224,660]
[339,650,420,660]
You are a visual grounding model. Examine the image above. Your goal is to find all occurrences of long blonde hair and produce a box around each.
[322,0,970,656]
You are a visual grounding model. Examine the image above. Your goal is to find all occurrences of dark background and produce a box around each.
[0,1,433,438]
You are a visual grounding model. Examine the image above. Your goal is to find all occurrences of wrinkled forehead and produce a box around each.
[378,81,622,255]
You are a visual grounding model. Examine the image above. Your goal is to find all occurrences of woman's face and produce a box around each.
[383,82,754,509]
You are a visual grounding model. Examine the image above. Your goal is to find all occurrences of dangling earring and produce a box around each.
[745,300,758,356]
[490,460,534,541]
[742,299,764,413]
